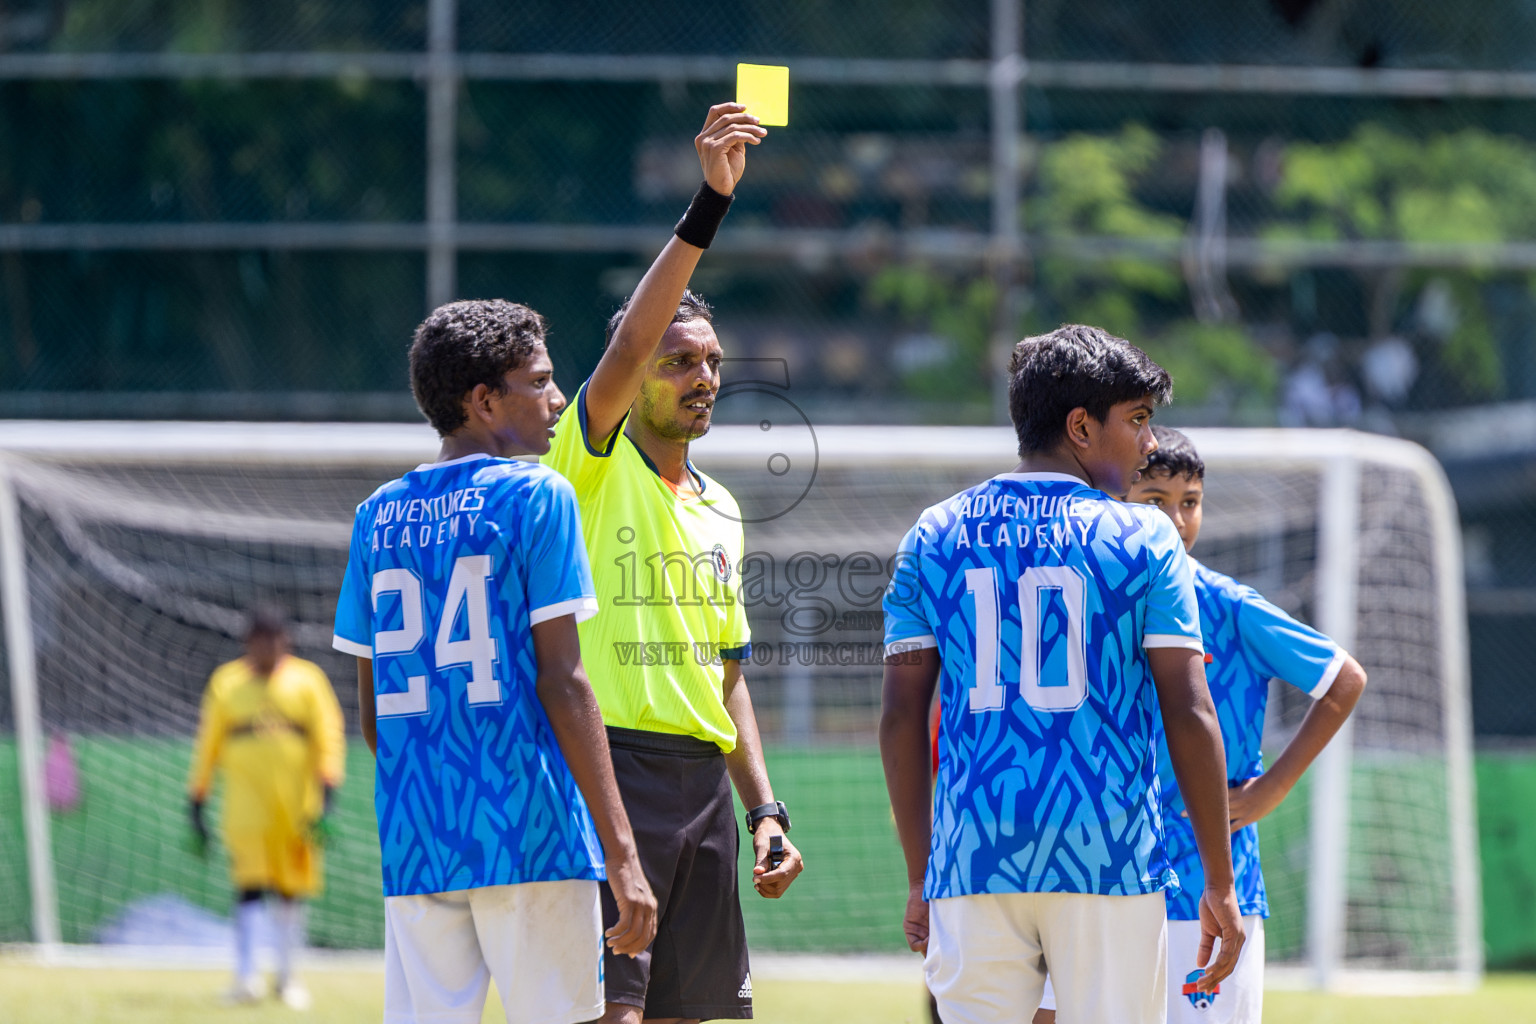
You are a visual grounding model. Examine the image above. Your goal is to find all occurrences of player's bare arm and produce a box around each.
[582,103,766,446]
[531,615,658,957]
[355,657,377,755]
[1227,655,1367,831]
[721,658,804,898]
[1150,645,1245,989]
[878,647,941,954]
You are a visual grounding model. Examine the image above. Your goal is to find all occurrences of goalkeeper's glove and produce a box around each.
[308,785,337,848]
[188,799,210,859]
[309,816,336,848]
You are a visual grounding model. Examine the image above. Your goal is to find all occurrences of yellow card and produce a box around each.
[737,63,789,126]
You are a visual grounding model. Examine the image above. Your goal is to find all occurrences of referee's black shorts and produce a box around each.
[600,726,752,1021]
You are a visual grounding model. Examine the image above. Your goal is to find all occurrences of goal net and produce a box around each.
[0,421,1478,989]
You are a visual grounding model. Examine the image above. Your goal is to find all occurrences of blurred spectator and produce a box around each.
[1361,335,1418,408]
[1280,333,1361,427]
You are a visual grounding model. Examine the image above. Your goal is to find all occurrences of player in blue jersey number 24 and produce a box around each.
[880,325,1245,1023]
[333,302,657,1024]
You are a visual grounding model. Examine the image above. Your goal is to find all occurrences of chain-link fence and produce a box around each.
[4,0,1534,733]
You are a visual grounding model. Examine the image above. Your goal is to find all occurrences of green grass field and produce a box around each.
[3,960,1536,1023]
[5,734,1536,991]
[0,738,911,952]
[0,738,1486,961]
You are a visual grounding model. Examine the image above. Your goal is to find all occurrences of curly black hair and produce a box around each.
[1144,424,1205,480]
[1007,324,1173,456]
[604,289,714,348]
[409,299,546,436]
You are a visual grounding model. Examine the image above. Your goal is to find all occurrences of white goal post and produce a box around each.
[0,422,1478,990]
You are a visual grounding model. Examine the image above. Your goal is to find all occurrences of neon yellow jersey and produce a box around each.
[543,380,751,751]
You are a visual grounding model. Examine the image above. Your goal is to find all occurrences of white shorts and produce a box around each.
[383,879,603,1024]
[926,891,1166,1024]
[1037,914,1265,1023]
[1166,916,1264,1024]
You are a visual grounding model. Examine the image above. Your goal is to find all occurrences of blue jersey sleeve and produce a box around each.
[1234,587,1345,698]
[883,521,936,657]
[332,502,374,659]
[522,472,600,626]
[1139,512,1203,652]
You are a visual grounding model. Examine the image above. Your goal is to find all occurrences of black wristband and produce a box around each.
[674,181,734,250]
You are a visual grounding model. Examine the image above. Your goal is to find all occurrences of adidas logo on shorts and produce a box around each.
[738,975,753,999]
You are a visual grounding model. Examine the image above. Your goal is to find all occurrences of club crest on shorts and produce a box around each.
[1181,968,1219,1010]
[711,543,732,583]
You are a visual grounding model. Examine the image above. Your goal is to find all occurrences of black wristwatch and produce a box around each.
[745,800,792,835]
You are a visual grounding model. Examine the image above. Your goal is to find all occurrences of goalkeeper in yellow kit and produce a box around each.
[188,608,346,1008]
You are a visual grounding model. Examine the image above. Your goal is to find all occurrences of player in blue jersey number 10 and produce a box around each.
[333,301,657,1024]
[880,325,1245,1023]
[1036,426,1366,1024]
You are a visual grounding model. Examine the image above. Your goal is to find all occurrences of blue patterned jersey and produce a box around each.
[332,453,604,897]
[883,472,1204,900]
[1159,560,1344,920]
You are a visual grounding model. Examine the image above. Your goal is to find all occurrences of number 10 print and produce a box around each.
[965,565,1088,713]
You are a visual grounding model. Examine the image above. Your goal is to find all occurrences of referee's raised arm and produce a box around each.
[581,103,765,445]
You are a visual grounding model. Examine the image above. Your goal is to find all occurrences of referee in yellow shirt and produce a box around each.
[542,102,804,1024]
[188,608,345,1008]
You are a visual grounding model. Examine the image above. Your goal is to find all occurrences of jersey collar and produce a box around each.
[412,452,494,473]
[626,435,707,496]
[991,471,1089,485]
